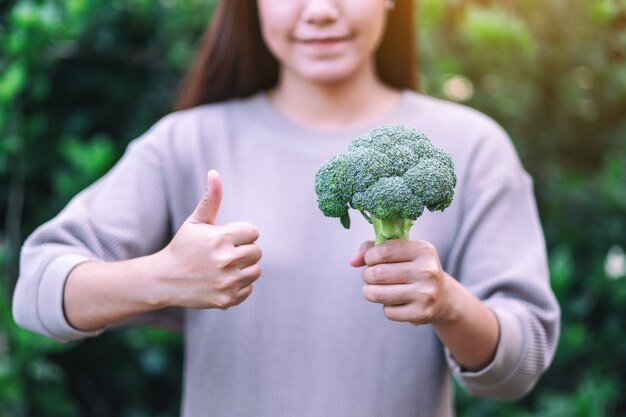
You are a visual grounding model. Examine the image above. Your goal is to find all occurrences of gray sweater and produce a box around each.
[13,90,560,417]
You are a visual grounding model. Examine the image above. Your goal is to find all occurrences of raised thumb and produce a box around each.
[189,170,223,225]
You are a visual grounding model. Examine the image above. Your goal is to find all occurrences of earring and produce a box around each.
[385,0,396,10]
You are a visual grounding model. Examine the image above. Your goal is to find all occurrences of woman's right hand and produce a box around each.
[62,170,259,331]
[153,170,262,310]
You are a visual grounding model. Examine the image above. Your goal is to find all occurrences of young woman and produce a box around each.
[13,1,560,416]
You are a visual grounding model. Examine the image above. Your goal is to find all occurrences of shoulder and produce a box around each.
[146,97,243,143]
[402,91,512,154]
[400,91,528,189]
[405,92,497,126]
[130,95,261,159]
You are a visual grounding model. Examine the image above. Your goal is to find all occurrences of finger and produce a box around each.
[362,284,414,306]
[189,170,223,225]
[233,284,253,306]
[349,240,375,267]
[361,262,417,285]
[382,304,417,323]
[230,244,262,269]
[364,239,435,266]
[237,263,262,287]
[220,221,260,246]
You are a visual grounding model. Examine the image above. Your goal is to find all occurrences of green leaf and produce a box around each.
[0,62,26,102]
[340,211,351,229]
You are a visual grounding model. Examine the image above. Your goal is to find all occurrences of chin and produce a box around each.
[296,60,362,85]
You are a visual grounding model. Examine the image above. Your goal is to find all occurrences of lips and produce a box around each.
[294,34,354,44]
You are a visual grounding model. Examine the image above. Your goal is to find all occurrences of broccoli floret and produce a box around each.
[314,124,456,244]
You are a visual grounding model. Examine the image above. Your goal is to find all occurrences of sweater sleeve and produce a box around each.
[12,120,182,343]
[444,171,560,400]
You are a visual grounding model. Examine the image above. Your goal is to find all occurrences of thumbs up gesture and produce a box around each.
[155,170,262,310]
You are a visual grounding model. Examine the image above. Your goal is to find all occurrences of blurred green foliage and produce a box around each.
[1,0,625,416]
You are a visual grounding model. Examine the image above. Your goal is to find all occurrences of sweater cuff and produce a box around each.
[445,304,524,391]
[37,254,107,343]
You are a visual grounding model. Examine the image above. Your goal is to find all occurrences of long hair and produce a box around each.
[174,0,416,111]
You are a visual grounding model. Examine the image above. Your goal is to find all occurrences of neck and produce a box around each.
[268,60,401,131]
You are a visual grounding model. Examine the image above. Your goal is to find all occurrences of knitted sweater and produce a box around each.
[13,90,560,417]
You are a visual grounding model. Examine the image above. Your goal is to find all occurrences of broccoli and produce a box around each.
[314,124,456,244]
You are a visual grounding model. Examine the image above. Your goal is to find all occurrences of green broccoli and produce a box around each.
[314,124,456,244]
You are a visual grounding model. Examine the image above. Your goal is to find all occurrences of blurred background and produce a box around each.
[1,0,625,416]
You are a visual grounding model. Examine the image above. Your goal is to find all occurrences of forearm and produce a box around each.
[433,273,499,371]
[63,218,262,332]
[64,254,168,331]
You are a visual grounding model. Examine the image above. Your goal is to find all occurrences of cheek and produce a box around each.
[348,4,388,56]
[257,1,296,62]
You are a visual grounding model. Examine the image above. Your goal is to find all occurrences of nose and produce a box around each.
[302,0,340,26]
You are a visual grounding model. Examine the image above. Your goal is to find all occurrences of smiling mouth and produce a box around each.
[295,35,354,45]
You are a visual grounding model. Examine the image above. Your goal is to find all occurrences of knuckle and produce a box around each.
[242,285,254,297]
[233,287,253,305]
[413,306,434,323]
[372,267,386,284]
[238,221,256,230]
[214,279,228,292]
[214,257,228,270]
[417,240,436,252]
[215,294,235,310]
[378,244,394,262]
[366,266,385,284]
[210,232,230,248]
[217,253,237,270]
[373,286,386,302]
[419,282,439,301]
[200,193,212,206]
[215,276,235,292]
[249,225,260,240]
[414,241,438,260]
[252,246,263,262]
[422,309,434,322]
[383,306,397,320]
[248,264,262,279]
[422,268,439,281]
[423,290,437,305]
[236,222,260,240]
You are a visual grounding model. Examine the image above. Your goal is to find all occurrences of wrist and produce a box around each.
[134,251,175,310]
[434,272,465,326]
[431,273,500,371]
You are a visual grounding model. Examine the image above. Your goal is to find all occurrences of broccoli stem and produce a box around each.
[371,216,414,244]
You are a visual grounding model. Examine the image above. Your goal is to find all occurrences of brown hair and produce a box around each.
[174,0,416,111]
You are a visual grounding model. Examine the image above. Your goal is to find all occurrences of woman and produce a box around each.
[13,1,560,416]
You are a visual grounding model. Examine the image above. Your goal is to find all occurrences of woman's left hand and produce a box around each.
[350,239,455,325]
